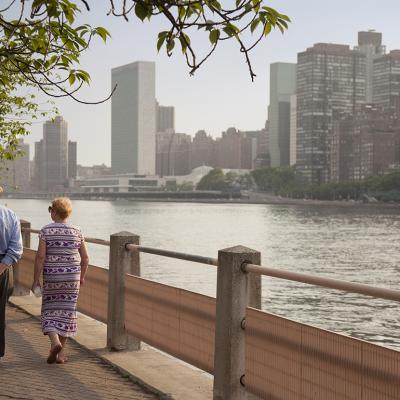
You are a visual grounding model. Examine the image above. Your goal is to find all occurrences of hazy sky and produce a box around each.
[25,0,400,165]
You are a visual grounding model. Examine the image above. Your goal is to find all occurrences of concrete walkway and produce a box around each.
[8,295,213,400]
[1,306,159,400]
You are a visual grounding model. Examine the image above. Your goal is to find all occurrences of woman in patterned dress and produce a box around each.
[32,197,89,364]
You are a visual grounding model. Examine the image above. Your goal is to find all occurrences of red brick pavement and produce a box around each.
[0,306,159,400]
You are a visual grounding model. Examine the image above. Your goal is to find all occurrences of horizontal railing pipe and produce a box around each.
[21,227,40,234]
[244,263,400,302]
[84,237,110,246]
[21,227,110,246]
[126,243,218,266]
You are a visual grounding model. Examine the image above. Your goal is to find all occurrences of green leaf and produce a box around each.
[95,27,110,42]
[68,73,76,86]
[178,6,186,20]
[250,18,260,33]
[166,39,175,53]
[157,35,166,52]
[135,3,149,21]
[209,29,220,45]
[263,22,272,36]
[223,24,239,37]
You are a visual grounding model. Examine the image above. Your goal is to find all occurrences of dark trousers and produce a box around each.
[0,270,9,357]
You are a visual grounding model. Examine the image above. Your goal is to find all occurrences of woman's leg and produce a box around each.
[48,331,61,348]
[57,335,68,362]
[46,331,62,363]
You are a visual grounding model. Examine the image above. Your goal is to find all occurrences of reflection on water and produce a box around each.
[5,198,400,349]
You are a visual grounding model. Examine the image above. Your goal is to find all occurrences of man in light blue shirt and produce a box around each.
[0,201,23,357]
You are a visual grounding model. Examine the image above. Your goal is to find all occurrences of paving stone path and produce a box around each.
[1,306,159,400]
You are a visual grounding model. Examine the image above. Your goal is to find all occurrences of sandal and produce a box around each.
[47,344,62,364]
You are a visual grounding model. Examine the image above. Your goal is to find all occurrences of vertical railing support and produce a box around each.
[213,245,261,400]
[13,220,31,296]
[107,231,140,351]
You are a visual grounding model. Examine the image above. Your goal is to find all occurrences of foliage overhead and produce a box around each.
[0,0,289,161]
[0,69,56,163]
[1,0,290,101]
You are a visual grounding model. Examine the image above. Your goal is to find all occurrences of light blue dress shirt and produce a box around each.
[0,205,23,266]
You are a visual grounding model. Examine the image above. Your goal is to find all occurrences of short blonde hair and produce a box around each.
[51,197,72,219]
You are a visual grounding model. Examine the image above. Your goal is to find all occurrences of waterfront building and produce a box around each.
[331,106,400,181]
[355,31,386,103]
[68,141,77,179]
[296,43,366,184]
[34,116,69,191]
[190,130,215,170]
[268,62,296,167]
[79,173,161,193]
[77,164,112,178]
[289,95,297,166]
[156,131,191,176]
[111,61,156,175]
[0,139,30,192]
[156,102,175,133]
[373,50,400,114]
[214,127,243,169]
[239,129,269,170]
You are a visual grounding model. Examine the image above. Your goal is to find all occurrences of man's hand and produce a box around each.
[0,263,9,276]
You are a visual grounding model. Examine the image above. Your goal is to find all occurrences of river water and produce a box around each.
[4,198,400,350]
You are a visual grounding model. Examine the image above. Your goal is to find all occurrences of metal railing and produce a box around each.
[23,223,400,301]
[125,241,400,303]
[243,263,400,302]
[125,243,218,266]
[21,227,110,246]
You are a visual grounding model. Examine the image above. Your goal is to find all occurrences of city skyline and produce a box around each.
[23,0,400,165]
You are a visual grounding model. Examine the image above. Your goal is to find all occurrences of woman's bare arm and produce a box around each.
[78,241,89,285]
[32,239,46,290]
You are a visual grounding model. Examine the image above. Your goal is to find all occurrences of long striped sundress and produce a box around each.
[39,222,84,337]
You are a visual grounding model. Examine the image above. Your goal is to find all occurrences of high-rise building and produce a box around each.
[331,106,400,181]
[156,102,175,133]
[33,140,43,190]
[190,130,215,170]
[215,128,243,169]
[268,62,296,167]
[156,132,191,176]
[0,139,30,191]
[68,141,77,179]
[355,31,386,103]
[33,116,76,191]
[111,61,156,175]
[34,116,69,190]
[289,95,297,166]
[296,43,366,184]
[373,50,400,114]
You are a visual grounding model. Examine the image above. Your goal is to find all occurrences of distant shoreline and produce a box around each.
[3,192,400,209]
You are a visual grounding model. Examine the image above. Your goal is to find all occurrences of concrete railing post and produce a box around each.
[20,220,31,249]
[213,245,261,400]
[107,231,141,351]
[13,220,31,296]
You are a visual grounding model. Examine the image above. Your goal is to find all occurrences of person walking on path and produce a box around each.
[0,188,23,358]
[32,197,89,364]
